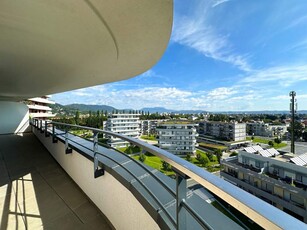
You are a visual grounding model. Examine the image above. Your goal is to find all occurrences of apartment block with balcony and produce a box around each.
[141,120,159,135]
[157,123,199,155]
[105,112,141,148]
[221,150,307,223]
[199,121,246,141]
[25,96,55,120]
[246,122,288,137]
[0,1,305,229]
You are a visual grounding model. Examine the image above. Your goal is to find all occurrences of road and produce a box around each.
[279,141,307,155]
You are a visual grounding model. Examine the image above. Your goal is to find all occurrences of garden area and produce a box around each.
[131,148,222,176]
[246,137,287,149]
[198,142,228,151]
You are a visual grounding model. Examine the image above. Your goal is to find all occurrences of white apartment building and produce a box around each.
[105,112,141,148]
[246,122,288,137]
[26,96,55,119]
[199,121,246,141]
[141,120,159,135]
[157,123,198,155]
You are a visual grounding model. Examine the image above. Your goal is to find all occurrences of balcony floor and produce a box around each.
[0,133,112,230]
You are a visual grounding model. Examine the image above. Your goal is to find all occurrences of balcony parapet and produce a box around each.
[31,119,307,230]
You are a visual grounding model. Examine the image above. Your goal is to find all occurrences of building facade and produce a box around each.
[246,122,288,137]
[104,112,141,148]
[198,121,246,141]
[140,120,159,135]
[157,123,198,155]
[25,96,55,119]
[221,150,307,223]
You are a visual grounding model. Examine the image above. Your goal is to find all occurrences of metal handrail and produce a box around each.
[33,119,307,230]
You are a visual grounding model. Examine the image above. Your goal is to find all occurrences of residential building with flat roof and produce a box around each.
[221,148,307,223]
[105,112,141,148]
[140,120,159,135]
[199,121,246,141]
[25,96,55,120]
[246,121,288,137]
[157,123,198,155]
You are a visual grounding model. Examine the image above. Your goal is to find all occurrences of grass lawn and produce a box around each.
[246,137,287,149]
[132,148,221,176]
[117,146,141,154]
[140,135,157,141]
[132,155,175,176]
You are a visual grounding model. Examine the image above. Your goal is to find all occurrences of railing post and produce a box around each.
[174,168,189,230]
[93,131,104,178]
[65,129,72,154]
[45,121,50,137]
[39,120,43,132]
[52,123,58,143]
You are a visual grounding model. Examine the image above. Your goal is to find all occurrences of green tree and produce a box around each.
[139,153,146,162]
[274,138,281,144]
[199,155,209,167]
[268,141,274,147]
[161,161,171,171]
[186,153,191,162]
[288,121,303,140]
[74,110,80,125]
[214,149,222,163]
[206,152,213,161]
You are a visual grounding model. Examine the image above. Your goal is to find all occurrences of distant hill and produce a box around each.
[141,107,206,114]
[214,110,299,115]
[50,103,307,116]
[65,103,115,112]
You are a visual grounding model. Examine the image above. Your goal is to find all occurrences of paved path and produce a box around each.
[0,133,112,230]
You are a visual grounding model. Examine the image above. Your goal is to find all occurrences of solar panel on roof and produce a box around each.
[259,150,272,157]
[267,148,279,156]
[290,157,306,166]
[252,145,264,152]
[244,147,256,153]
[299,154,307,164]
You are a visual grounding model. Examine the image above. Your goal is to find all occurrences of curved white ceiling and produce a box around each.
[0,0,173,101]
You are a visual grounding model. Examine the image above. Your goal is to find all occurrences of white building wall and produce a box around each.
[105,113,141,147]
[0,101,30,134]
[157,124,198,155]
[33,128,159,230]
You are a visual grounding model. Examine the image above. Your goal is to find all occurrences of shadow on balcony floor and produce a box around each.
[0,133,112,230]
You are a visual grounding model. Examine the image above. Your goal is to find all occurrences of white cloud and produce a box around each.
[171,1,250,71]
[212,0,230,8]
[207,87,237,99]
[241,65,307,87]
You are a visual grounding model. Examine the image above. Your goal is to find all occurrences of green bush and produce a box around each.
[139,153,146,162]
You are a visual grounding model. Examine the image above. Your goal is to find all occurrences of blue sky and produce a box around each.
[52,0,307,111]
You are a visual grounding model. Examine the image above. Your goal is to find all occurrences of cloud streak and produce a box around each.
[171,1,251,71]
[241,65,307,87]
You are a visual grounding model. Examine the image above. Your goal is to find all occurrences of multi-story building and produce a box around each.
[221,148,307,223]
[25,96,55,119]
[105,112,141,148]
[199,121,246,141]
[140,120,159,135]
[246,122,288,137]
[157,123,198,155]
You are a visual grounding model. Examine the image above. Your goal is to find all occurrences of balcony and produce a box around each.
[23,119,307,229]
[0,133,111,229]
